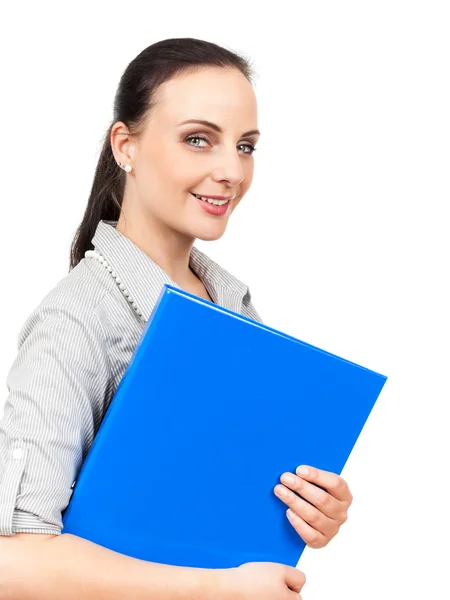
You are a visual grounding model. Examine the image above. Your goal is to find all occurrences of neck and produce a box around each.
[115,210,197,286]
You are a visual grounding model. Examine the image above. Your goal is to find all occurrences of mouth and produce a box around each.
[190,193,232,206]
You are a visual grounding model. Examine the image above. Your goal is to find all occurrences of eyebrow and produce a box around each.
[177,119,260,138]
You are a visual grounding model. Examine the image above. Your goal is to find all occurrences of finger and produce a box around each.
[286,509,327,549]
[277,476,342,520]
[274,485,338,537]
[295,466,352,503]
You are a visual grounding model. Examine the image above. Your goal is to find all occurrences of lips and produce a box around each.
[191,193,231,216]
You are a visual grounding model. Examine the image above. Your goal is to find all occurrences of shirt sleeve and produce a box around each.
[0,299,111,536]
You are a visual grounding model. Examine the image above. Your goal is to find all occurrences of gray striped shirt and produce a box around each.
[0,220,262,536]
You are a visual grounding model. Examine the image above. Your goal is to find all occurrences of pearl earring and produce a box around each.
[116,161,132,172]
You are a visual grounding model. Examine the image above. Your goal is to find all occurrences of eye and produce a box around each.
[185,135,209,148]
[238,143,257,155]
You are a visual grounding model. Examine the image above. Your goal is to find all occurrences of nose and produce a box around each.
[210,146,245,186]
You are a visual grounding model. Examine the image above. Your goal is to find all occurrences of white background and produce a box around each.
[1,1,449,598]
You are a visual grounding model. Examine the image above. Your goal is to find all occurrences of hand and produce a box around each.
[274,465,353,549]
[218,562,306,600]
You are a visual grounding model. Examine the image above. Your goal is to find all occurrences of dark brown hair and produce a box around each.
[69,37,255,270]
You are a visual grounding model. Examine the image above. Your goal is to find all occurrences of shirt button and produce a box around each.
[13,448,24,460]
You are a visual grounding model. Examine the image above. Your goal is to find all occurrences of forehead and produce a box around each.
[152,67,258,127]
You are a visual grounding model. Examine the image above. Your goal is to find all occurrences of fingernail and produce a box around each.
[275,485,287,497]
[281,473,296,485]
[296,466,309,476]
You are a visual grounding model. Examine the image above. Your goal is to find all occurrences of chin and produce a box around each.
[193,223,228,242]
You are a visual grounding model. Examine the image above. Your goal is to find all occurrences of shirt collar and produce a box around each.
[90,220,250,320]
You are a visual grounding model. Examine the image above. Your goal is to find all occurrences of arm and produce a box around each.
[0,534,308,600]
[0,533,220,600]
[0,302,111,538]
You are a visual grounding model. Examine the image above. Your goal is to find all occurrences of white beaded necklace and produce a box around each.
[85,250,147,323]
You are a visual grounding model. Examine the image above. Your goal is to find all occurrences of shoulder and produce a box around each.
[17,258,116,345]
[39,258,115,314]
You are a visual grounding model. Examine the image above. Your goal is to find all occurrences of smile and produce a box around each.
[190,193,230,206]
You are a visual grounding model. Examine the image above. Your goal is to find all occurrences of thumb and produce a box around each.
[284,566,306,593]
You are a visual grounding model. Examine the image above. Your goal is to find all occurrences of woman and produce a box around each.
[0,38,352,599]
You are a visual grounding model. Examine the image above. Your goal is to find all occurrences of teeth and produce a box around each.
[194,194,229,206]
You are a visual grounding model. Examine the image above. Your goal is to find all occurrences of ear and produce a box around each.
[111,122,136,165]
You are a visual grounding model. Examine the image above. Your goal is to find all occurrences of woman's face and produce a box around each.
[119,67,259,242]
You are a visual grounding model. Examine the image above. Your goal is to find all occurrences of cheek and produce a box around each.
[241,161,254,193]
[140,149,189,195]
[165,154,203,191]
[142,138,184,174]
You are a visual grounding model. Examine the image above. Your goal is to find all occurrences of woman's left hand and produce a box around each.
[274,465,353,549]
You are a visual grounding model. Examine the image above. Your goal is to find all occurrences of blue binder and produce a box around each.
[62,285,387,568]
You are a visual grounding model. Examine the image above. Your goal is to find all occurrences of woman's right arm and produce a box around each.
[0,533,306,600]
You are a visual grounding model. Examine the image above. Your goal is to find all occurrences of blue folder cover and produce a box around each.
[62,285,387,568]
